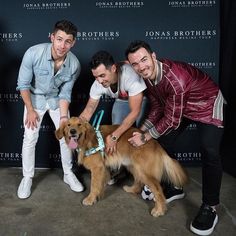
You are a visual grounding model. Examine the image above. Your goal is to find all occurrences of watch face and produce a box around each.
[111,135,117,141]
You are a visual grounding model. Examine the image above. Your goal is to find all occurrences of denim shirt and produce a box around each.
[16,43,81,110]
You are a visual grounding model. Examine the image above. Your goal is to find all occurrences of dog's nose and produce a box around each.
[70,129,77,135]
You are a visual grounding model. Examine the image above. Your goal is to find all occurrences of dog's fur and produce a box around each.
[55,117,188,217]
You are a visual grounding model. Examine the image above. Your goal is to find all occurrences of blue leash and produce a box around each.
[92,110,104,130]
[84,110,105,157]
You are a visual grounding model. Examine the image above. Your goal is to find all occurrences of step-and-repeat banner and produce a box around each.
[0,0,219,167]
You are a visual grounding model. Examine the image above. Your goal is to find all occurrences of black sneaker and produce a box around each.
[140,184,185,202]
[163,185,185,203]
[190,204,218,235]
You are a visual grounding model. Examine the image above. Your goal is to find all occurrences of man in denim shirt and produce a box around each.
[16,20,84,199]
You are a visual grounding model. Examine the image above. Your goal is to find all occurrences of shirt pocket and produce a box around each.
[34,68,50,91]
[34,68,50,77]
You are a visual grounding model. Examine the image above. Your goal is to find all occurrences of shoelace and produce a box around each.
[196,204,215,222]
[68,174,78,184]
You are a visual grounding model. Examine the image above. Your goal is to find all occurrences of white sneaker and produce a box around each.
[64,173,84,192]
[17,177,32,199]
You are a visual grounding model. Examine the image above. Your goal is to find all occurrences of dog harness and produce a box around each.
[84,110,105,158]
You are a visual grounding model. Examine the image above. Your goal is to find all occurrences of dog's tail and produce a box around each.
[162,151,188,187]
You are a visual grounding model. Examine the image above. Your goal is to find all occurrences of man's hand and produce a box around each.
[25,110,40,130]
[128,131,148,147]
[105,134,117,155]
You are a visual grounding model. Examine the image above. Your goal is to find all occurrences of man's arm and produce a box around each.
[106,93,143,154]
[59,99,70,124]
[79,97,100,122]
[128,93,184,147]
[112,93,143,138]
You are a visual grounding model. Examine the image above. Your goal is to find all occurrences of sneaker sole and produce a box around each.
[17,191,31,199]
[166,192,185,204]
[190,215,218,236]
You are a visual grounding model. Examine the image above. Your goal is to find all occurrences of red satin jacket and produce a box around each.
[143,59,224,139]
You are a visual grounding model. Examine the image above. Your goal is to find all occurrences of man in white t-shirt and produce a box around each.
[79,50,147,155]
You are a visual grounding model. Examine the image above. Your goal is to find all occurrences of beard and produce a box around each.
[140,68,152,79]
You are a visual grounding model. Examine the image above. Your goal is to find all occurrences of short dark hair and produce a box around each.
[125,40,153,59]
[53,20,77,39]
[90,50,115,70]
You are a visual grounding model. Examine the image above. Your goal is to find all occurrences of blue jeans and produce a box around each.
[111,97,148,127]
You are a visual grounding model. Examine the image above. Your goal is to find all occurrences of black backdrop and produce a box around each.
[1,0,234,177]
[219,0,236,177]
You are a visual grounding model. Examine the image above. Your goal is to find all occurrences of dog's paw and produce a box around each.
[123,185,141,194]
[123,185,133,193]
[82,196,97,206]
[150,206,166,217]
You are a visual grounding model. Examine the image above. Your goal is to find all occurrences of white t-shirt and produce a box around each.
[90,64,146,100]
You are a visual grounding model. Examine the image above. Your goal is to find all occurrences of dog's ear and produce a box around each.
[55,122,66,140]
[77,121,97,148]
[84,122,97,145]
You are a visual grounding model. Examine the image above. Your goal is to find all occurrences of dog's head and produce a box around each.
[55,117,97,150]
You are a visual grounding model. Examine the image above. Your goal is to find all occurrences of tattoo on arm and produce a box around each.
[80,99,99,121]
[140,133,147,144]
[87,102,97,113]
[79,116,88,122]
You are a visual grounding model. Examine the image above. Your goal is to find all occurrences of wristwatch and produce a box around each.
[110,134,118,142]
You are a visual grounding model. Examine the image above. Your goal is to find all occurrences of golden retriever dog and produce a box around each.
[55,117,188,217]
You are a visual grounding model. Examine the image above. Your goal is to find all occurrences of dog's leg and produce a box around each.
[82,161,109,206]
[123,181,143,194]
[144,178,167,217]
[123,167,143,194]
[77,149,85,164]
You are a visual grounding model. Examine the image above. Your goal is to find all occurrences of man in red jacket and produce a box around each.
[125,40,225,236]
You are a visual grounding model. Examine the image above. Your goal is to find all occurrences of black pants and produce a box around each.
[159,118,224,206]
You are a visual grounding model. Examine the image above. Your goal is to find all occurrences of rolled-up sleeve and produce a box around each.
[16,48,33,91]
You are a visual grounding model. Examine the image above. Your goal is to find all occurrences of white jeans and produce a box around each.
[21,106,72,178]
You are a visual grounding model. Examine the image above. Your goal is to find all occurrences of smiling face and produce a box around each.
[50,30,75,60]
[127,47,157,81]
[91,64,117,88]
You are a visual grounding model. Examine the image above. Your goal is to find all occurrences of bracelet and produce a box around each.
[60,116,68,120]
[140,133,147,144]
